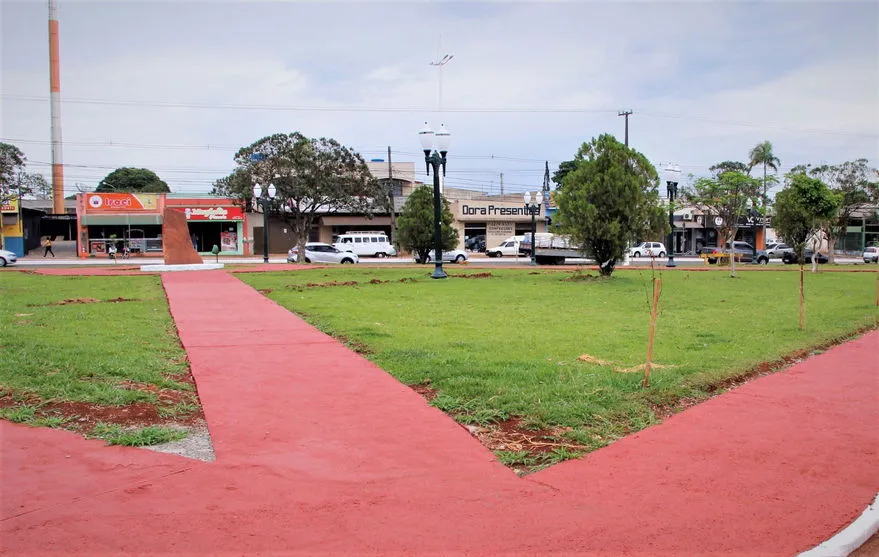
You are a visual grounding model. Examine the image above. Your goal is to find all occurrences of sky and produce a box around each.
[2,0,877,198]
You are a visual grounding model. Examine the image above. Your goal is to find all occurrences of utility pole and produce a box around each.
[387,146,397,250]
[499,172,504,196]
[618,110,633,147]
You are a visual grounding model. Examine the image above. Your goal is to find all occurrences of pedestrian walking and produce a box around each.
[43,237,55,258]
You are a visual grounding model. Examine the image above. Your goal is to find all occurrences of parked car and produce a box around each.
[764,243,793,258]
[287,242,359,264]
[464,235,486,252]
[700,241,756,264]
[863,246,879,263]
[0,249,17,267]
[627,242,667,258]
[414,249,468,263]
[485,240,520,258]
[754,250,771,264]
[782,250,828,265]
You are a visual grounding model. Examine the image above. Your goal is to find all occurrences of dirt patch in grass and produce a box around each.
[333,333,373,355]
[257,288,274,295]
[449,272,493,279]
[28,297,139,307]
[562,272,601,282]
[409,381,439,402]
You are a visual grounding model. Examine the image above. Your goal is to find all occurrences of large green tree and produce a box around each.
[96,167,170,193]
[395,185,458,264]
[789,159,878,262]
[773,172,841,329]
[551,159,578,189]
[212,132,386,263]
[553,134,667,277]
[685,170,762,277]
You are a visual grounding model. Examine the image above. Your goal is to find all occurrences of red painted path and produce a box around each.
[2,270,877,555]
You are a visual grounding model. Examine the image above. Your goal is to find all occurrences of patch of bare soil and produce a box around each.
[449,272,493,279]
[0,381,204,434]
[562,272,602,282]
[409,381,438,402]
[28,297,138,307]
[466,417,588,458]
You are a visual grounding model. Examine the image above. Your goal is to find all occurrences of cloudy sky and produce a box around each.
[2,0,877,198]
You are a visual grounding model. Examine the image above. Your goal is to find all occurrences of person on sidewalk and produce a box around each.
[43,237,55,258]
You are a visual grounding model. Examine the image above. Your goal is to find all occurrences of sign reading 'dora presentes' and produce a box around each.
[174,207,244,221]
[86,193,159,211]
[457,201,544,221]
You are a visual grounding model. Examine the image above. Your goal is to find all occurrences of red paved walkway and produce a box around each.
[2,270,877,555]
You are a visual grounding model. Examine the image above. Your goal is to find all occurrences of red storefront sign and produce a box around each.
[174,206,244,221]
[85,193,159,211]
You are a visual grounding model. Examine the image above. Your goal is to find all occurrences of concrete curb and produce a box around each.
[798,493,879,557]
[140,263,225,272]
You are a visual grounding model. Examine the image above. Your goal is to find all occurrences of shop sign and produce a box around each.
[458,201,543,220]
[177,206,244,221]
[1,198,18,213]
[85,193,159,211]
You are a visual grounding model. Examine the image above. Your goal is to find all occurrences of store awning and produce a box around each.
[81,214,162,226]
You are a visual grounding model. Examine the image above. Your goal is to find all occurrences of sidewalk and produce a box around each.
[2,269,877,555]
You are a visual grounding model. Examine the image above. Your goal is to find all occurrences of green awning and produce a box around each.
[81,214,162,226]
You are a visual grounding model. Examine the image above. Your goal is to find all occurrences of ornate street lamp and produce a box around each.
[664,165,681,268]
[418,121,451,279]
[252,180,276,264]
[524,191,542,266]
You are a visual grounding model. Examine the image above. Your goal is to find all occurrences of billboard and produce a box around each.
[1,198,19,213]
[174,206,244,221]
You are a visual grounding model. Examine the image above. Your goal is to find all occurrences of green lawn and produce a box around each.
[240,266,878,462]
[0,272,198,444]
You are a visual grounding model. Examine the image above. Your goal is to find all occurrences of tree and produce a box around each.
[551,160,578,189]
[96,167,170,193]
[789,160,878,262]
[19,173,52,199]
[0,143,26,204]
[553,134,667,277]
[685,171,762,277]
[773,173,841,329]
[748,141,781,206]
[709,161,749,176]
[214,132,386,263]
[395,185,458,264]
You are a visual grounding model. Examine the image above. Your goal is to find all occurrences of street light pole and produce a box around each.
[419,122,451,279]
[665,165,681,268]
[252,180,276,264]
[524,192,542,266]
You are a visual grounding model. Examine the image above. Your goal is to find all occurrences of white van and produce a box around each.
[333,231,397,258]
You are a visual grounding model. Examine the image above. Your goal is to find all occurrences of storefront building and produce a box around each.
[451,195,545,249]
[75,193,246,257]
[1,198,24,256]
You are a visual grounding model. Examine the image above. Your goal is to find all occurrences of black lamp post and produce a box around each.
[252,180,276,264]
[418,122,451,279]
[665,165,681,268]
[524,191,542,266]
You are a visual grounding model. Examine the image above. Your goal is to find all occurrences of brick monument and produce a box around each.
[162,208,203,265]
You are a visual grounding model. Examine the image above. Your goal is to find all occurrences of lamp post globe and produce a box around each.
[524,192,542,266]
[418,121,450,279]
[664,165,681,268]
[252,179,276,264]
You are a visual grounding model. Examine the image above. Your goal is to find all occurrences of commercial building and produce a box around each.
[75,192,246,257]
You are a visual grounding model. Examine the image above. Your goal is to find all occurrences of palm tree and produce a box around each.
[748,141,780,207]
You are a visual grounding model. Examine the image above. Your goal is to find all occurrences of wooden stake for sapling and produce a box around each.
[799,264,805,331]
[643,277,662,388]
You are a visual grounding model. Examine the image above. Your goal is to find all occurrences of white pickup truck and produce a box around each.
[485,239,520,257]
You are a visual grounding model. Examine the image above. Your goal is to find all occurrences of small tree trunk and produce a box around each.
[828,230,837,264]
[642,278,662,388]
[728,233,737,278]
[811,252,818,273]
[799,264,806,331]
